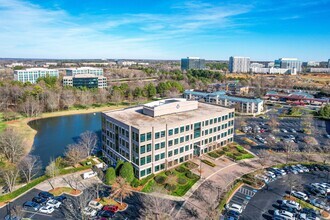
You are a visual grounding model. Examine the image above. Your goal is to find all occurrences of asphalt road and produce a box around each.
[240,171,329,220]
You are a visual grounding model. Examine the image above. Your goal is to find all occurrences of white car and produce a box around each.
[299,213,320,220]
[290,128,297,133]
[282,200,301,210]
[291,191,308,201]
[256,175,269,183]
[88,200,103,210]
[39,205,55,214]
[265,171,276,179]
[274,209,295,220]
[46,199,61,208]
[83,207,97,217]
[227,203,243,213]
[281,129,288,133]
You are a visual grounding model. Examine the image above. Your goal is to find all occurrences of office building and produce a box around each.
[65,67,103,76]
[184,90,264,115]
[328,59,330,68]
[228,56,250,73]
[308,68,330,73]
[274,58,302,73]
[181,57,205,71]
[14,68,59,83]
[101,98,235,179]
[63,74,107,89]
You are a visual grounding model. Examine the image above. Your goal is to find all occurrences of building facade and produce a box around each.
[63,74,107,88]
[229,56,250,73]
[101,99,234,179]
[181,57,206,71]
[14,68,59,83]
[328,59,330,68]
[274,58,302,73]
[184,90,264,115]
[65,67,103,76]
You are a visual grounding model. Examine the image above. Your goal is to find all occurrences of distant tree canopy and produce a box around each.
[36,75,58,87]
[206,62,228,70]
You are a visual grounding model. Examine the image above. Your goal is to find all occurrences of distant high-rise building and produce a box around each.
[65,67,103,76]
[14,68,59,83]
[228,56,250,73]
[328,59,330,68]
[274,58,302,73]
[181,57,205,71]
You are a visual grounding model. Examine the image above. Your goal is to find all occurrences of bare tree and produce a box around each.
[0,166,20,192]
[111,176,133,205]
[64,144,87,166]
[78,131,98,157]
[283,141,299,164]
[302,114,313,134]
[61,89,76,108]
[111,89,123,105]
[19,155,41,183]
[268,115,279,133]
[19,96,42,117]
[0,128,25,163]
[8,205,24,219]
[257,150,272,168]
[45,90,60,112]
[45,159,60,189]
[140,187,174,220]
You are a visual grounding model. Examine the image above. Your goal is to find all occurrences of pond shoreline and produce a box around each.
[5,105,125,155]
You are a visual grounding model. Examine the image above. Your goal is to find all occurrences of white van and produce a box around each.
[83,171,97,179]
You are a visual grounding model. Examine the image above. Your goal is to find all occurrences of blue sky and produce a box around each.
[0,0,329,61]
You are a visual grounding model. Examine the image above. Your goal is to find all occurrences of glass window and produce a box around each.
[174,128,179,134]
[141,170,146,177]
[161,153,165,159]
[185,135,189,141]
[147,155,151,163]
[174,149,178,155]
[180,136,184,143]
[205,120,209,126]
[155,154,160,161]
[147,168,151,174]
[161,142,165,148]
[214,118,217,123]
[161,131,165,138]
[140,134,145,142]
[155,143,160,150]
[168,151,173,157]
[147,144,151,152]
[168,140,173,147]
[155,165,159,172]
[180,126,184,133]
[155,132,160,139]
[180,147,184,153]
[141,145,146,154]
[185,125,190,131]
[210,119,213,125]
[218,117,221,122]
[168,129,173,136]
[185,145,189,151]
[174,138,179,145]
[141,157,146,165]
[147,132,151,141]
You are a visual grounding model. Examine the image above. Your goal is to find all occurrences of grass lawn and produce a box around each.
[49,187,81,196]
[223,143,254,161]
[141,162,200,197]
[0,113,7,132]
[97,197,127,211]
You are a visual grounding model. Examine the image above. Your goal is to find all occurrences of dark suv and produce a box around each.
[38,191,54,200]
[23,201,40,211]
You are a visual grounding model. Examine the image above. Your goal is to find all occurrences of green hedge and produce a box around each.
[59,165,91,175]
[201,159,216,167]
[0,175,48,203]
[208,152,220,158]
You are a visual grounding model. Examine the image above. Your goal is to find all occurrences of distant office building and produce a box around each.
[101,98,234,179]
[14,68,59,83]
[274,58,302,73]
[181,57,205,71]
[306,61,320,67]
[308,68,330,73]
[65,67,103,76]
[228,56,250,73]
[328,59,330,68]
[250,67,290,74]
[63,74,107,89]
[184,90,264,115]
[117,61,137,66]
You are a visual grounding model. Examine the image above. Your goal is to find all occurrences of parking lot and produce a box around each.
[239,169,330,220]
[235,116,330,155]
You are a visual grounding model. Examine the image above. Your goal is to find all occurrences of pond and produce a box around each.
[28,112,101,168]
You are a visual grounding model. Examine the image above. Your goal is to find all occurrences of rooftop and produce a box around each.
[63,74,104,79]
[103,101,233,130]
[15,68,58,71]
[66,67,103,70]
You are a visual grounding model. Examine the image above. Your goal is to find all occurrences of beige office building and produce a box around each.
[101,98,235,179]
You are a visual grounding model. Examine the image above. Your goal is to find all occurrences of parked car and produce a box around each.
[46,199,61,208]
[265,171,276,179]
[23,201,40,211]
[291,191,309,201]
[282,200,301,210]
[281,129,288,133]
[83,171,97,179]
[38,191,54,200]
[274,209,295,220]
[39,205,55,214]
[290,128,297,133]
[88,200,103,210]
[54,195,67,202]
[97,210,115,218]
[83,207,97,217]
[103,205,119,213]
[32,196,47,204]
[227,203,243,213]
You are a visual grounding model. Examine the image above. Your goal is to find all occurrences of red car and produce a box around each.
[102,205,119,213]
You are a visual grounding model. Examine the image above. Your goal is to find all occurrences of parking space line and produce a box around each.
[23,210,53,217]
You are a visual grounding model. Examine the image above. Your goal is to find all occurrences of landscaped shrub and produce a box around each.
[119,162,134,183]
[105,167,116,185]
[177,177,187,185]
[175,166,186,173]
[216,150,225,155]
[201,159,216,167]
[223,147,229,151]
[138,174,155,186]
[183,161,198,170]
[233,152,242,157]
[165,170,173,176]
[154,176,166,184]
[236,145,246,153]
[225,152,234,158]
[131,178,139,188]
[185,171,199,179]
[165,183,176,191]
[115,160,124,176]
[208,152,219,158]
